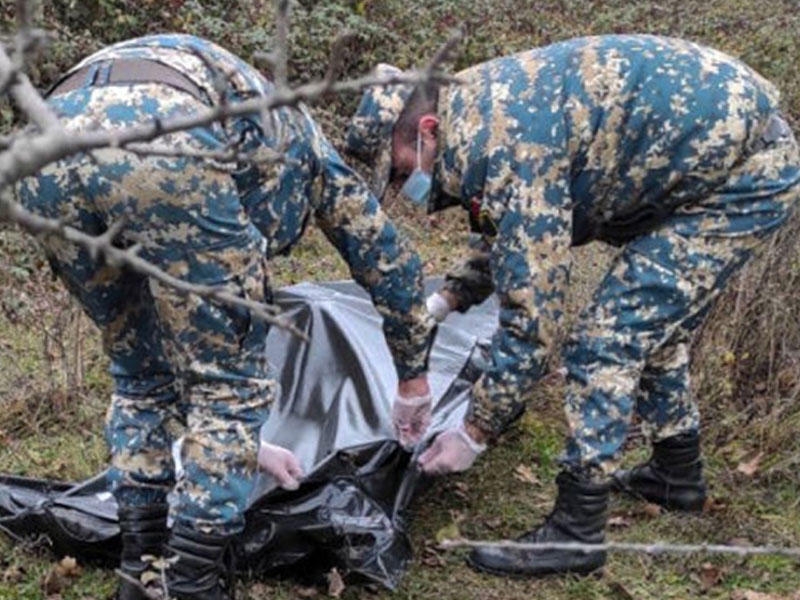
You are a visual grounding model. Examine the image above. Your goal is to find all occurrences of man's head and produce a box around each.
[346,65,439,205]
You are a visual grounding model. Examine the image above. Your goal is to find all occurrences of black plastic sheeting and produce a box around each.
[0,280,498,589]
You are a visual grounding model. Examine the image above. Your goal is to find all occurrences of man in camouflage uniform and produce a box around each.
[17,34,436,598]
[346,35,800,577]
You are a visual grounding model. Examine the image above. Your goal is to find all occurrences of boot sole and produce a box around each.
[465,553,606,579]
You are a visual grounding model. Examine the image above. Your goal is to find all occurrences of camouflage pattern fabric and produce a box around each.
[428,35,800,473]
[345,63,413,199]
[16,34,434,533]
[441,234,494,311]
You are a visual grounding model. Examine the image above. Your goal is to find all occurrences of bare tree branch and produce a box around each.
[425,29,464,78]
[0,43,60,131]
[0,0,462,342]
[323,32,357,87]
[122,141,295,168]
[0,194,310,340]
[15,0,31,30]
[273,0,290,87]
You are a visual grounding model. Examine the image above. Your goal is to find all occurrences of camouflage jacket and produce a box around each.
[432,34,787,435]
[65,34,434,380]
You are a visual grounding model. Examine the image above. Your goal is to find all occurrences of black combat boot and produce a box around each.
[117,504,169,600]
[467,469,609,577]
[164,523,236,600]
[612,432,706,512]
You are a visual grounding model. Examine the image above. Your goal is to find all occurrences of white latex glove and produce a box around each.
[426,292,452,323]
[392,392,432,450]
[258,442,304,490]
[418,424,487,475]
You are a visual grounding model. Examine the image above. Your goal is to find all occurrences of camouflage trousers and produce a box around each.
[16,83,274,534]
[562,123,800,475]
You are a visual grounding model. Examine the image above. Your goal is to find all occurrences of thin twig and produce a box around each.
[440,538,800,558]
[0,197,309,340]
[322,32,357,87]
[424,29,463,78]
[122,142,294,168]
[0,44,59,132]
[113,569,161,600]
[273,0,290,87]
[0,59,458,188]
[14,0,31,30]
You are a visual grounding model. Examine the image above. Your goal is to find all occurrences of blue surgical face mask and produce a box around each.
[400,131,432,207]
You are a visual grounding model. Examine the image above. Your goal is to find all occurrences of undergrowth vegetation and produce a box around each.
[1,0,800,598]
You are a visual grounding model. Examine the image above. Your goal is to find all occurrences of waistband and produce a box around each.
[47,58,208,105]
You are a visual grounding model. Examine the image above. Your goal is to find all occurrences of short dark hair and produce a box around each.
[392,80,440,147]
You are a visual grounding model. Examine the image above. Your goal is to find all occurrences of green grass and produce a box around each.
[3,0,800,598]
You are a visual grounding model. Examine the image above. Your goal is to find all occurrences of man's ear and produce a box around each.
[418,114,439,142]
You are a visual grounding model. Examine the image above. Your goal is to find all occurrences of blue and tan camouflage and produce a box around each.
[345,63,414,200]
[355,34,800,474]
[16,34,435,533]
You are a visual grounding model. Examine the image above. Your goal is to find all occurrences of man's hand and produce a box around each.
[393,375,432,449]
[258,442,304,490]
[426,289,457,322]
[417,423,487,475]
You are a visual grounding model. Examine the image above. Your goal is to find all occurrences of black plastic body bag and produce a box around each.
[0,280,499,589]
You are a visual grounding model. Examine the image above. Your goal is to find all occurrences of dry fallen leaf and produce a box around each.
[702,496,728,514]
[41,568,64,596]
[420,546,446,568]
[41,557,82,596]
[248,582,278,598]
[452,481,469,501]
[326,567,345,598]
[434,521,461,545]
[641,502,663,518]
[294,584,320,598]
[1,564,24,584]
[140,571,161,586]
[736,452,764,477]
[608,514,632,529]
[607,580,635,600]
[513,464,540,485]
[697,562,724,591]
[730,590,800,600]
[55,556,81,578]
